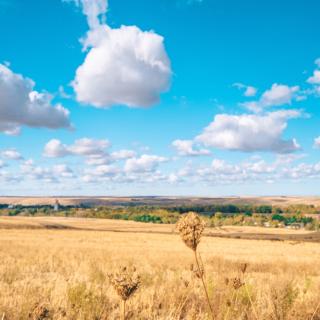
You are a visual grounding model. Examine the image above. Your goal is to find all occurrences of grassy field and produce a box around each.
[0,217,319,319]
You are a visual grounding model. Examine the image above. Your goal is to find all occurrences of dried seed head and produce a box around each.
[176,212,205,251]
[108,266,141,301]
[224,277,230,286]
[232,277,244,290]
[30,303,50,320]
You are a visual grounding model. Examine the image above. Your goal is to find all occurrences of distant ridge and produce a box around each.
[0,196,319,207]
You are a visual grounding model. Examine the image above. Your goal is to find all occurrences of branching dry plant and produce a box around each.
[176,212,215,320]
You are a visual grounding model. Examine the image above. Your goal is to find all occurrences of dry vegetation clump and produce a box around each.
[108,266,140,320]
[0,218,319,319]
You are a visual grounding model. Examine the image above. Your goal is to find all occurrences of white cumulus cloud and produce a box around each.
[44,138,110,157]
[67,0,171,108]
[0,64,71,135]
[195,110,301,153]
[1,149,23,160]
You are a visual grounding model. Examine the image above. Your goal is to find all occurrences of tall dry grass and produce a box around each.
[0,218,319,319]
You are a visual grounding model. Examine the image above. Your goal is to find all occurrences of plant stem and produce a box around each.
[175,289,192,319]
[311,300,320,320]
[194,250,215,320]
[244,283,258,320]
[122,300,126,320]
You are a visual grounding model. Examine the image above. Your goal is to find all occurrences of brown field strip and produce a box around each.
[0,216,319,243]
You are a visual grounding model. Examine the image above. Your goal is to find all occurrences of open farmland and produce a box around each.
[0,217,319,319]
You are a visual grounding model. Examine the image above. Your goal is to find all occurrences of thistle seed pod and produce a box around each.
[108,266,141,301]
[176,212,205,251]
[232,277,244,290]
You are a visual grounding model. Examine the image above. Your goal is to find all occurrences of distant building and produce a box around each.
[8,204,14,209]
[53,200,60,212]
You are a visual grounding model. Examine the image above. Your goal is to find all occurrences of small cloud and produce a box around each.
[314,136,320,149]
[242,83,299,113]
[307,70,320,85]
[1,149,23,160]
[233,83,257,97]
[172,139,211,156]
[43,138,110,158]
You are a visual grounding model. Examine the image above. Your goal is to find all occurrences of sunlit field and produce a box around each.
[0,217,319,319]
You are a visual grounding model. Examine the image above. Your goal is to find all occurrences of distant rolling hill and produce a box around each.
[0,196,320,207]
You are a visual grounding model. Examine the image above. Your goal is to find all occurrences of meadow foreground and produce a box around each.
[0,217,319,319]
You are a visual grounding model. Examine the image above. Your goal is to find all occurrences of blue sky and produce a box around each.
[0,0,320,196]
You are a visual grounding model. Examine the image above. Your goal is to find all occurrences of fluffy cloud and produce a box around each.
[195,110,301,153]
[73,26,171,108]
[0,64,71,135]
[21,160,74,182]
[172,139,211,156]
[242,83,299,112]
[67,0,171,108]
[43,139,68,158]
[124,154,167,173]
[81,154,169,183]
[262,84,299,106]
[44,138,110,157]
[1,149,23,160]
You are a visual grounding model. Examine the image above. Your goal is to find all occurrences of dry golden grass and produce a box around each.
[0,216,312,234]
[0,217,319,319]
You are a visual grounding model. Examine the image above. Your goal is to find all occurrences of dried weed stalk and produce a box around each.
[177,212,214,320]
